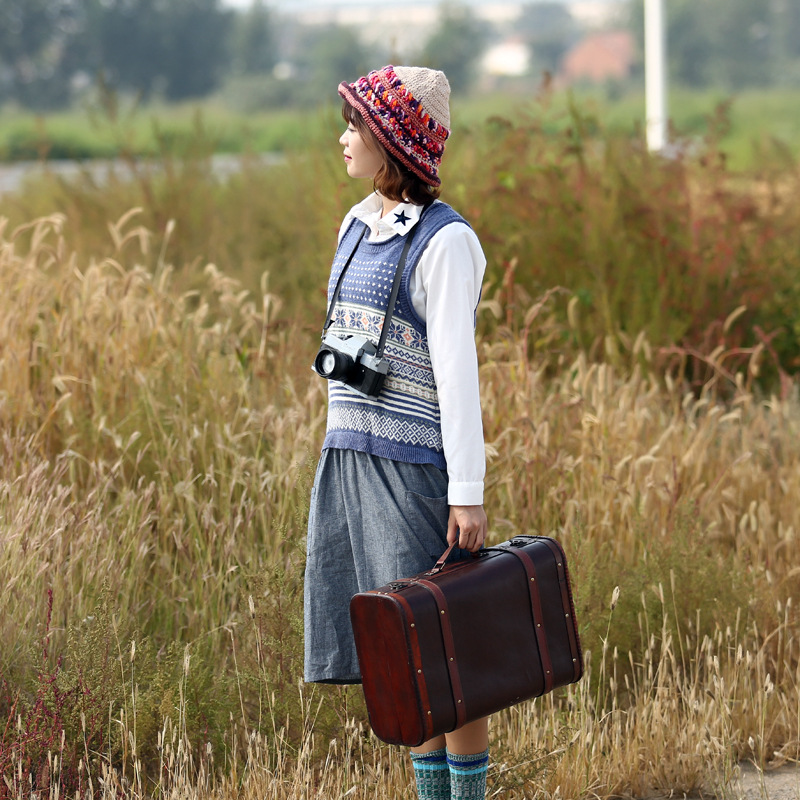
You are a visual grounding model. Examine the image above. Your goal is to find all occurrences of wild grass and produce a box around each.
[2,207,800,797]
[4,90,800,384]
[1,103,800,797]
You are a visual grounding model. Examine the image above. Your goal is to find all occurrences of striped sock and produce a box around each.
[447,748,489,800]
[410,747,451,799]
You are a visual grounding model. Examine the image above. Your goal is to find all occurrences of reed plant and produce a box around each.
[5,93,799,382]
[1,104,800,797]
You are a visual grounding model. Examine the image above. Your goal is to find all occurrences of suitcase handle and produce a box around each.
[429,536,498,574]
[427,542,457,574]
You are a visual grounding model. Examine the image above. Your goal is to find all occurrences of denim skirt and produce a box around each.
[303,447,465,684]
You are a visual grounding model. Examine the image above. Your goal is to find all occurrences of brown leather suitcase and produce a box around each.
[349,535,582,746]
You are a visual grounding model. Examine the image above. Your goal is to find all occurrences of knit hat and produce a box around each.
[338,65,451,187]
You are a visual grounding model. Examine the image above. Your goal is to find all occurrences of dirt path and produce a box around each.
[726,763,800,800]
[650,763,800,799]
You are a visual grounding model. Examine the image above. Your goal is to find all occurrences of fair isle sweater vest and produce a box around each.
[322,202,469,469]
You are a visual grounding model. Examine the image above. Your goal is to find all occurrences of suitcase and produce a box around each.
[349,535,583,747]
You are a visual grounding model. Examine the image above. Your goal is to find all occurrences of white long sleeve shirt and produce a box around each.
[337,194,486,506]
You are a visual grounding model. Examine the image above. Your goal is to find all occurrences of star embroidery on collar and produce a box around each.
[394,210,410,226]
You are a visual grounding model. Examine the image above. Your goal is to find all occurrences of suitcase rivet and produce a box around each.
[427,711,432,715]
[566,613,570,618]
[546,670,551,675]
[418,669,422,674]
[573,658,577,663]
[410,623,415,628]
[530,577,535,582]
[449,657,454,662]
[458,700,462,704]
[537,623,541,628]
[440,610,445,615]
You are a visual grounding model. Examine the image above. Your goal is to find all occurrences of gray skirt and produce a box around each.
[303,447,466,684]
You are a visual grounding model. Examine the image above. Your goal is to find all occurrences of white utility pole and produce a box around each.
[644,0,668,152]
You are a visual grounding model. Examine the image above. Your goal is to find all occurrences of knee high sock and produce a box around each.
[410,747,450,800]
[447,748,489,800]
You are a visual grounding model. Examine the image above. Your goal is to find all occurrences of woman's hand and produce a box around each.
[447,505,488,553]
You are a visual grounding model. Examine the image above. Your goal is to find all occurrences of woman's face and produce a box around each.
[340,122,382,181]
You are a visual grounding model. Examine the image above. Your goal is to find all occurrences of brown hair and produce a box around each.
[342,100,441,205]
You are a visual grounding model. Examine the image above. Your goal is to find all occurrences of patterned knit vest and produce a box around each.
[322,202,469,469]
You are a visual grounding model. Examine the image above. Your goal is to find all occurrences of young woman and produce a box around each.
[304,65,489,800]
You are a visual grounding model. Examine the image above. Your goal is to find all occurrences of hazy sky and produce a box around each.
[222,0,612,7]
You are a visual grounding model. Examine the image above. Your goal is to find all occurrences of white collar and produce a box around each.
[350,195,425,238]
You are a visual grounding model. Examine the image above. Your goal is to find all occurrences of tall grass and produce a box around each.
[5,93,800,382]
[1,103,800,797]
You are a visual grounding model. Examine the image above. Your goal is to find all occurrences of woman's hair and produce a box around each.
[342,100,441,205]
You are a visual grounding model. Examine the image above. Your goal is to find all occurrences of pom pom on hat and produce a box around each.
[338,65,451,187]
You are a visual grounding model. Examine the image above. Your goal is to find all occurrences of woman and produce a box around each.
[304,65,489,800]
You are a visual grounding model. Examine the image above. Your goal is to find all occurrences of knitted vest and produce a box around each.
[322,202,469,469]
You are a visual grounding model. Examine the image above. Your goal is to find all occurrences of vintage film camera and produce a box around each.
[312,332,389,398]
[314,215,424,399]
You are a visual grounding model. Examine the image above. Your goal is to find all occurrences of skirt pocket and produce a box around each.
[402,488,450,565]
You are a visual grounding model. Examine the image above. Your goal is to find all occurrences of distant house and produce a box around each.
[482,37,530,77]
[560,30,635,84]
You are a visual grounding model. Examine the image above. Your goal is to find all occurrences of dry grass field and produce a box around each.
[1,98,800,797]
[1,205,798,799]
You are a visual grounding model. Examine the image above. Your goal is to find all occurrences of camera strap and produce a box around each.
[322,209,425,359]
[376,220,419,358]
[322,226,367,337]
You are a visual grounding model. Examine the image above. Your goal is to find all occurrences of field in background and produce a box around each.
[1,95,799,798]
[1,86,799,169]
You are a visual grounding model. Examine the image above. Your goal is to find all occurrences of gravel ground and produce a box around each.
[649,763,800,800]
[725,763,800,800]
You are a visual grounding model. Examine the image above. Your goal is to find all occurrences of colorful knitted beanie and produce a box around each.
[338,65,451,187]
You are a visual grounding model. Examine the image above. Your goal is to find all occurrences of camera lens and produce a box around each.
[320,352,337,375]
[314,347,353,381]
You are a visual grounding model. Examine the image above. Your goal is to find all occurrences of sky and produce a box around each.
[223,0,617,7]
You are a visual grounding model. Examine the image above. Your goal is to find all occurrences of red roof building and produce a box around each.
[560,30,635,84]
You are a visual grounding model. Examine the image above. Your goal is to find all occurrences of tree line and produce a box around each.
[0,0,798,112]
[0,0,251,109]
[0,0,491,110]
[628,0,800,90]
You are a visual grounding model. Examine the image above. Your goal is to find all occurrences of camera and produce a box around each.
[312,333,390,398]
